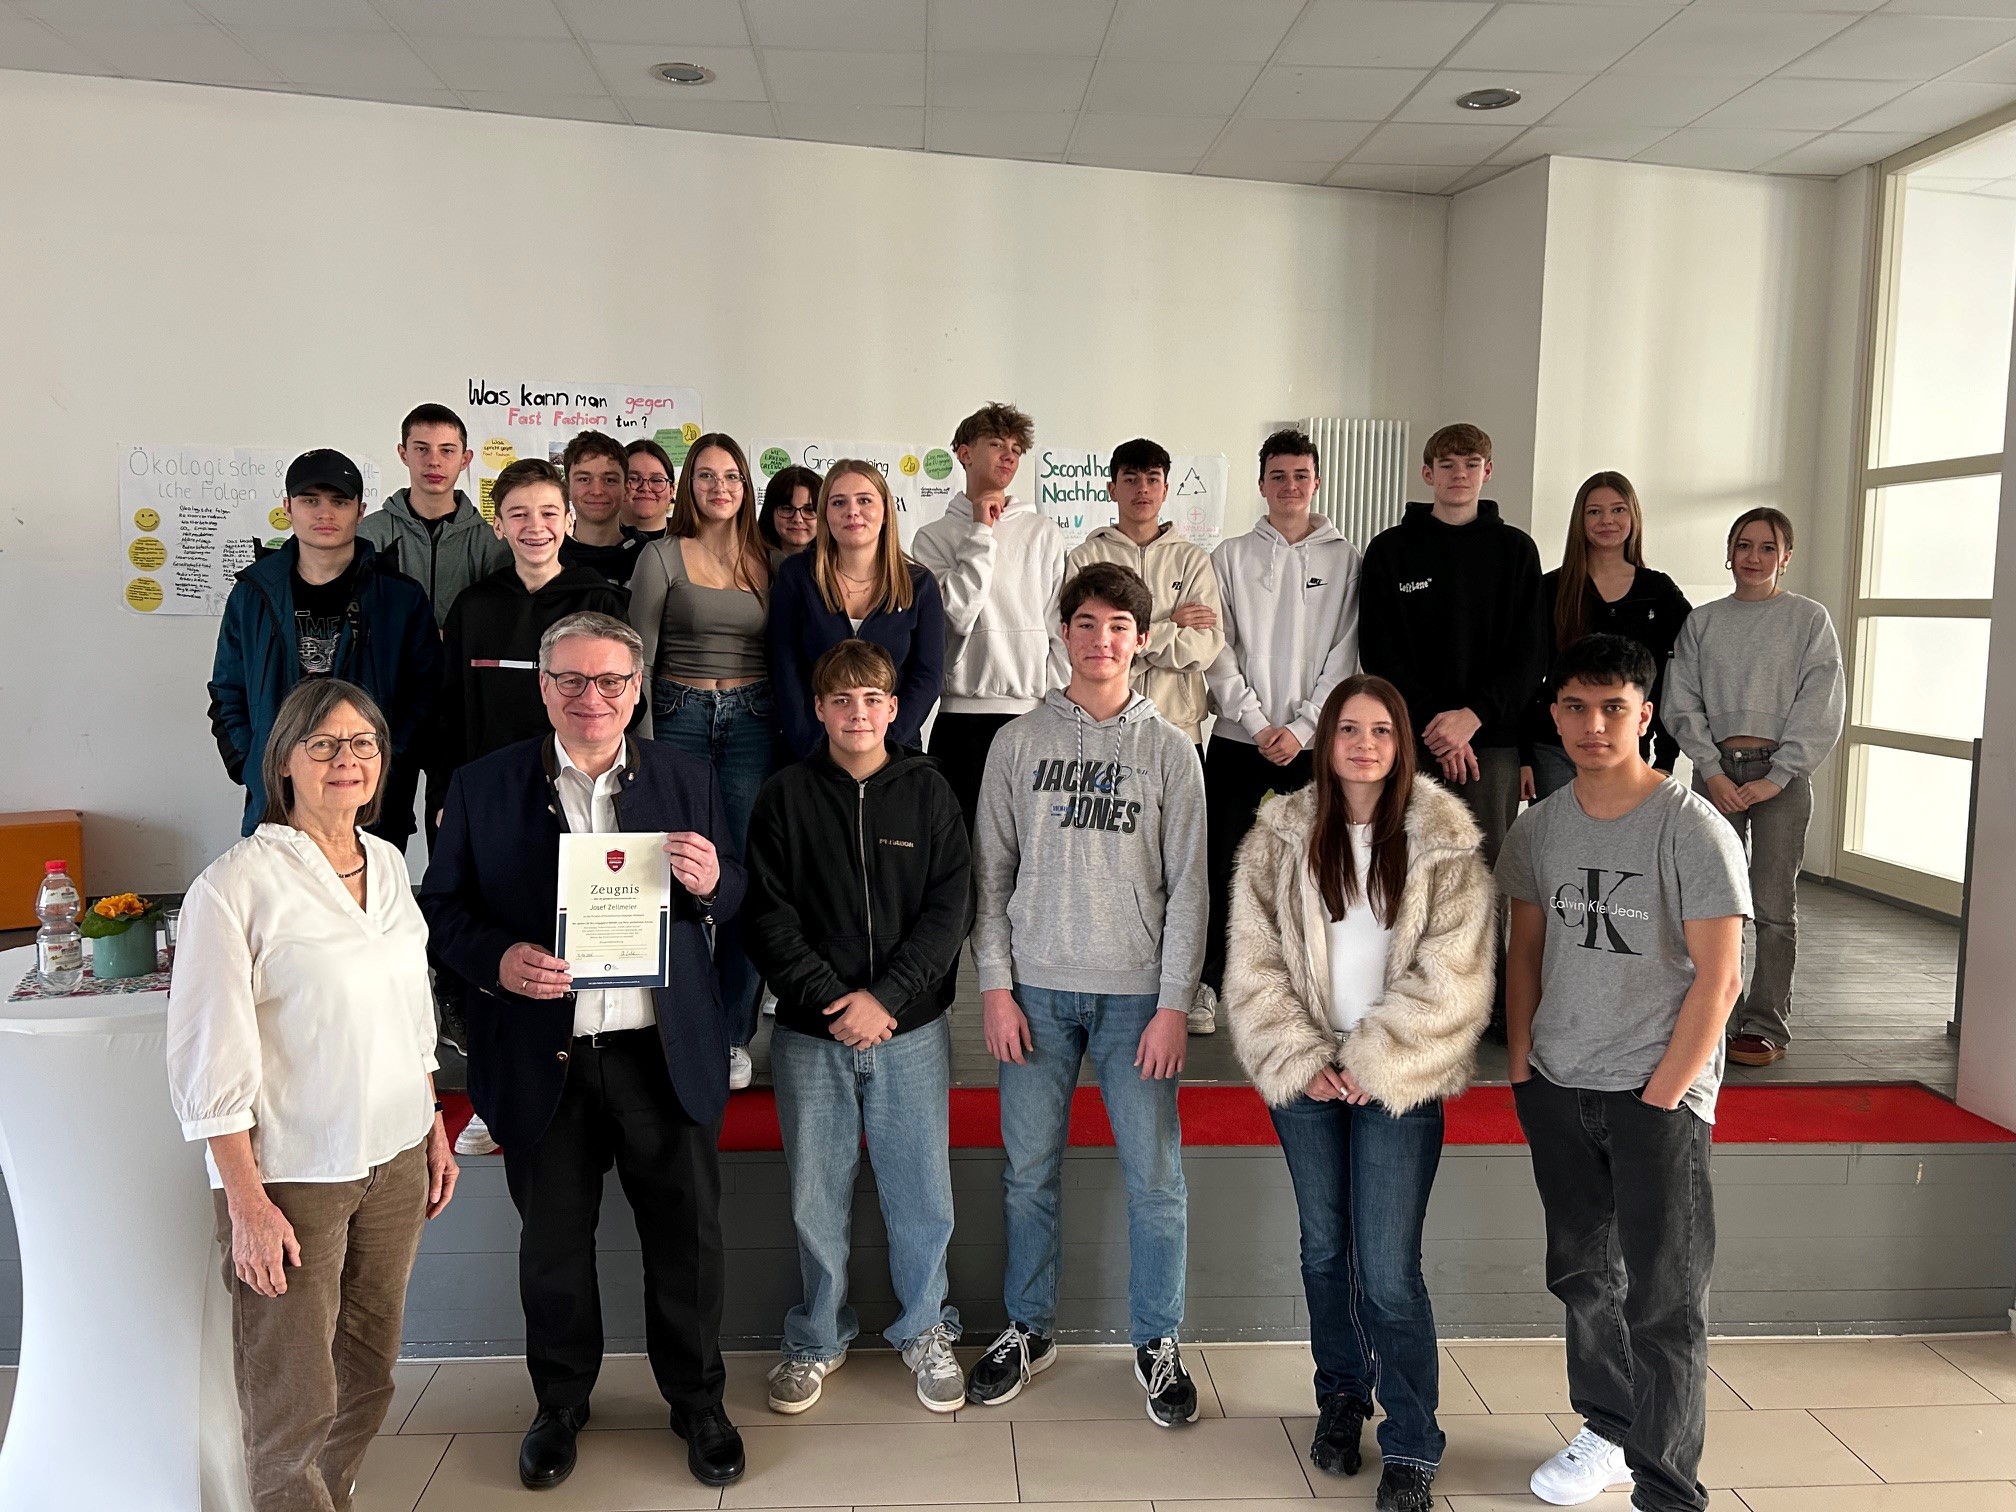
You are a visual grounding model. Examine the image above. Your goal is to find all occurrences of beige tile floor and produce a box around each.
[4,1335,2015,1510]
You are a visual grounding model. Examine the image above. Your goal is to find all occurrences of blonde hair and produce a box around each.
[813,462,915,616]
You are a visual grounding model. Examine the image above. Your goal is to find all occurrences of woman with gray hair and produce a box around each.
[169,677,458,1512]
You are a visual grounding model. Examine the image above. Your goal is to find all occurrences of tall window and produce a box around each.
[1851,122,2016,913]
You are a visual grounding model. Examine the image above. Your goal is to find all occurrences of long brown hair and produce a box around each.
[670,432,767,592]
[1307,675,1416,929]
[813,462,915,615]
[1554,471,1645,649]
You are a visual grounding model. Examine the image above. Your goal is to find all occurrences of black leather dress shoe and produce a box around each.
[673,1404,746,1486]
[519,1403,589,1489]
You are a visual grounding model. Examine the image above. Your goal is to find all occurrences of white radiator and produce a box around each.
[1299,417,1410,549]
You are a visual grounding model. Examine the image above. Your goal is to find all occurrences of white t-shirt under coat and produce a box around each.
[1324,822,1396,1033]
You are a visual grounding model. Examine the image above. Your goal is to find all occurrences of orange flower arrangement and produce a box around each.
[80,891,164,938]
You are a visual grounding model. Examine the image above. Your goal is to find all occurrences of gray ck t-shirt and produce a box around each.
[1496,778,1751,1122]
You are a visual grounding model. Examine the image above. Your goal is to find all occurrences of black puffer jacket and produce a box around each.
[743,743,973,1039]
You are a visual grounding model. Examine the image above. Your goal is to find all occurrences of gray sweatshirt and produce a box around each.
[973,688,1208,1008]
[357,489,511,628]
[1664,591,1846,791]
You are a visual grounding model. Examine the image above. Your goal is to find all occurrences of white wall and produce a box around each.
[0,68,1447,891]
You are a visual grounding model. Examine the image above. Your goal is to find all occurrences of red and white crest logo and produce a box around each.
[604,849,625,873]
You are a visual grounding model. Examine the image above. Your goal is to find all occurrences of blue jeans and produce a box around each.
[1270,1094,1447,1470]
[771,1018,960,1360]
[999,986,1186,1346]
[652,678,776,1045]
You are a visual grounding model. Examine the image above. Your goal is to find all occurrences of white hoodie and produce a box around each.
[911,492,1068,715]
[1205,514,1363,748]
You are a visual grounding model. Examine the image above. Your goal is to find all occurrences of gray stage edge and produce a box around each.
[2,1142,2012,1366]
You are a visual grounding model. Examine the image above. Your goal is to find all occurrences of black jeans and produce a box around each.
[1433,743,1520,1028]
[1201,737,1313,993]
[929,710,1020,835]
[501,1028,727,1421]
[1513,1074,1715,1512]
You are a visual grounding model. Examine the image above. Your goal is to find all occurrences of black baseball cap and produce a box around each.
[285,449,364,500]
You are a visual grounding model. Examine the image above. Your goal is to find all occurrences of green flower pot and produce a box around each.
[90,924,158,980]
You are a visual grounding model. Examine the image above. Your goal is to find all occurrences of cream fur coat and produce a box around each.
[1225,776,1496,1113]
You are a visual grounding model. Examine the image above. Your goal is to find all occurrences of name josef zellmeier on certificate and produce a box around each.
[556,832,673,989]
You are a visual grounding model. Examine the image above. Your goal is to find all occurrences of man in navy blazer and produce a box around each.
[421,611,747,1492]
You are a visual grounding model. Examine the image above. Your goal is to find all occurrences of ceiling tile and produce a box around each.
[0,15,118,72]
[407,35,600,93]
[1446,163,1516,193]
[1214,116,1376,157]
[774,101,924,146]
[1783,14,2016,81]
[1542,72,1749,127]
[1070,111,1227,157]
[1280,0,1494,69]
[1326,162,1470,192]
[1953,37,2016,80]
[1070,150,1202,173]
[1102,0,1303,64]
[1690,0,1880,9]
[1085,58,1260,115]
[56,22,280,84]
[289,82,463,108]
[1395,70,1595,125]
[16,0,201,22]
[1242,65,1425,121]
[232,28,440,90]
[1197,157,1341,184]
[200,0,388,29]
[1446,3,1678,74]
[926,108,1075,158]
[747,0,925,52]
[926,0,1114,56]
[1694,77,1911,131]
[624,97,777,132]
[1609,9,1860,78]
[1633,126,1820,171]
[1759,130,1930,175]
[458,89,628,123]
[1881,0,2016,14]
[1846,80,2016,134]
[376,0,571,39]
[1491,123,1672,164]
[552,0,748,46]
[760,47,924,105]
[1351,120,1524,164]
[586,41,768,99]
[927,51,1093,110]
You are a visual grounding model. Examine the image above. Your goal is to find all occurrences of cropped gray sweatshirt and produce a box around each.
[972,688,1208,1009]
[1664,592,1846,791]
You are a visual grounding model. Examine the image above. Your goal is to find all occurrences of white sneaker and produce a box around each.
[760,989,778,1016]
[1530,1428,1631,1505]
[1187,983,1218,1036]
[453,1114,499,1157]
[728,1045,754,1091]
[767,1351,844,1414]
[902,1323,966,1413]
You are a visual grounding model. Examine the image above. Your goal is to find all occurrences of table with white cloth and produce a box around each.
[0,946,250,1512]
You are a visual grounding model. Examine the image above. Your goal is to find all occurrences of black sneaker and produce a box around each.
[1310,1393,1371,1475]
[965,1322,1056,1406]
[1135,1337,1199,1427]
[1374,1462,1434,1512]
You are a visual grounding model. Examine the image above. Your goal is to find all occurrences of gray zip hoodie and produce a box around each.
[357,488,511,627]
[973,688,1208,1008]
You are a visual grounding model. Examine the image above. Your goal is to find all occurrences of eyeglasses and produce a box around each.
[543,670,639,699]
[777,502,818,517]
[691,469,744,488]
[299,733,382,761]
[628,476,671,494]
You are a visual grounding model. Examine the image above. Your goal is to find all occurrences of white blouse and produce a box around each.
[167,824,438,1187]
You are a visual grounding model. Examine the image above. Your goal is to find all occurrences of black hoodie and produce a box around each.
[1520,565,1693,770]
[743,742,973,1040]
[1358,500,1546,751]
[434,563,629,771]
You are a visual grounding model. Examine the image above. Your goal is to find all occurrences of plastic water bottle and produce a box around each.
[35,860,83,991]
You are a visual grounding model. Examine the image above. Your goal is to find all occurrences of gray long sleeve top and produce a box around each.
[1663,591,1846,791]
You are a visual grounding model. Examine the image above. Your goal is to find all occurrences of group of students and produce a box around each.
[201,401,1845,1512]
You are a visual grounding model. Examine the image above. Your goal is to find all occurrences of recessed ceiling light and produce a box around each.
[1456,87,1522,111]
[652,61,715,86]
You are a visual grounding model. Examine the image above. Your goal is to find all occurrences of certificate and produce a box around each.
[555,832,672,989]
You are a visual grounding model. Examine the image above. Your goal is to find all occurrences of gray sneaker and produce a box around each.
[1187,983,1218,1036]
[766,1351,844,1414]
[901,1324,966,1414]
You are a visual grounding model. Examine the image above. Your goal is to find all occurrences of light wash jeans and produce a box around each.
[771,1016,959,1361]
[998,985,1186,1346]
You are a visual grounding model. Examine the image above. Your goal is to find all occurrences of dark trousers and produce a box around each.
[1514,1074,1715,1512]
[929,710,1020,834]
[1433,743,1520,1026]
[365,750,448,856]
[1201,737,1313,992]
[500,1028,727,1421]
[1270,1095,1447,1469]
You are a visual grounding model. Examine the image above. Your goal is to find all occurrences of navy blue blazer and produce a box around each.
[767,553,945,758]
[419,734,746,1149]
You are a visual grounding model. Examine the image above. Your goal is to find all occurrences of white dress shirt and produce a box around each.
[553,736,659,1037]
[168,825,438,1187]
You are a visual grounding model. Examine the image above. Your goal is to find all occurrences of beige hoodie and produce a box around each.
[1065,523,1224,744]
